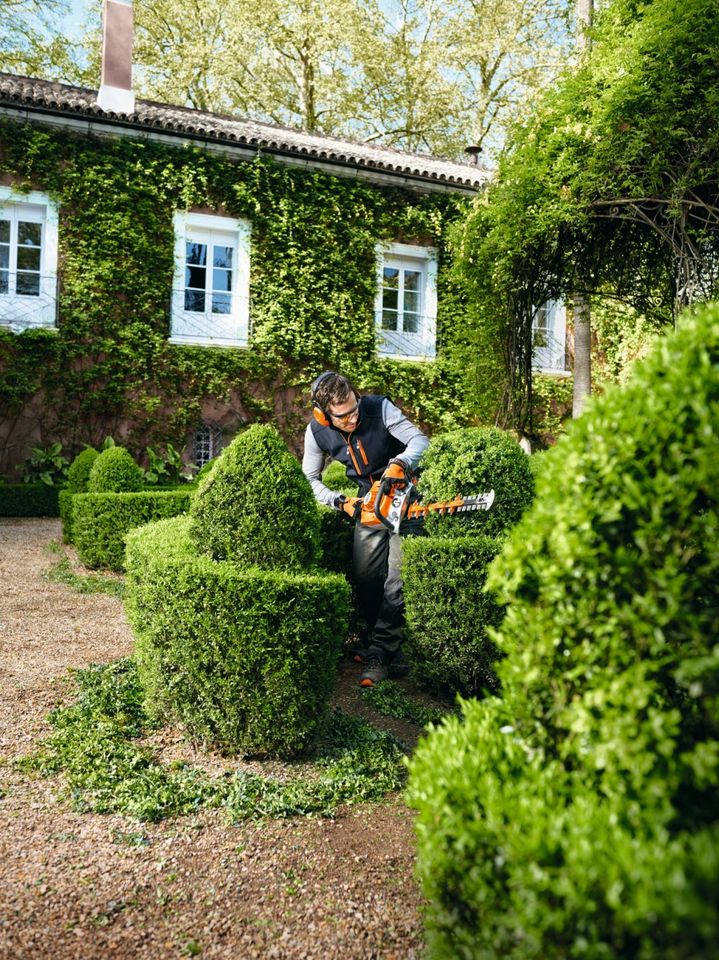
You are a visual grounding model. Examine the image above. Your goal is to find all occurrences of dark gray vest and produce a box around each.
[310,394,406,495]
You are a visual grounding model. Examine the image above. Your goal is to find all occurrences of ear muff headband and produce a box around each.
[311,371,335,427]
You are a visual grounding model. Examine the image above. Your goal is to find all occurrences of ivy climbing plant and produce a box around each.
[0,119,475,471]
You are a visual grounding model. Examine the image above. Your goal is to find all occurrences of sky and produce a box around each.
[57,0,95,42]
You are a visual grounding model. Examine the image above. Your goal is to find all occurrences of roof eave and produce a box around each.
[0,100,484,196]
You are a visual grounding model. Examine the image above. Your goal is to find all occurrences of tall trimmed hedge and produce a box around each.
[73,489,193,571]
[408,303,719,959]
[0,483,61,517]
[417,427,534,537]
[125,515,350,757]
[190,424,320,570]
[402,535,504,697]
[88,446,143,493]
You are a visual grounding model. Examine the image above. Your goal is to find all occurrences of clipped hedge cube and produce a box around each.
[408,302,719,960]
[73,489,193,570]
[190,424,321,571]
[125,516,350,757]
[418,426,534,538]
[402,535,504,697]
[88,446,144,493]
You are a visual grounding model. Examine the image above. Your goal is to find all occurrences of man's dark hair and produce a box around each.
[313,372,356,411]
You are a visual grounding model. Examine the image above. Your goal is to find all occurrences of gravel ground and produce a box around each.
[0,518,427,960]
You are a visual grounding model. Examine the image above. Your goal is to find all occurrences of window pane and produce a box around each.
[403,290,420,314]
[383,267,399,288]
[403,313,420,334]
[212,268,232,293]
[212,293,232,314]
[213,245,233,269]
[382,309,398,331]
[185,289,205,312]
[382,288,398,311]
[186,241,207,266]
[0,270,8,294]
[18,221,42,247]
[17,247,41,271]
[0,221,9,244]
[403,269,421,291]
[186,265,206,290]
[0,246,9,270]
[17,272,40,295]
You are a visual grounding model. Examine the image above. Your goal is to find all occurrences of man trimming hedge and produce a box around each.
[302,371,428,687]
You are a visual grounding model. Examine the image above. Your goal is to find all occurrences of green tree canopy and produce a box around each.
[452,0,719,429]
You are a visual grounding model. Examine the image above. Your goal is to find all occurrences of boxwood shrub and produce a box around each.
[407,303,719,959]
[0,483,61,517]
[125,515,350,757]
[402,535,504,697]
[190,424,320,571]
[73,489,194,571]
[417,426,534,538]
[88,446,144,493]
[61,447,99,541]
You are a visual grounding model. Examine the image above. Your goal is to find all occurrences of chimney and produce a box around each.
[97,0,135,114]
[464,145,482,166]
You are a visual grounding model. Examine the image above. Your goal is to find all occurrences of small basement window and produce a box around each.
[192,423,223,468]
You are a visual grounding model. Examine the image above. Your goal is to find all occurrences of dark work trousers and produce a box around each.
[353,518,424,665]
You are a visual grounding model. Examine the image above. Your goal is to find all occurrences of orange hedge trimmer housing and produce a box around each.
[360,475,495,533]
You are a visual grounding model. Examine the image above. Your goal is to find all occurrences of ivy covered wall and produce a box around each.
[0,118,475,475]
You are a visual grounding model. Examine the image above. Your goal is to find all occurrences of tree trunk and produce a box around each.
[572,295,592,417]
[572,0,593,418]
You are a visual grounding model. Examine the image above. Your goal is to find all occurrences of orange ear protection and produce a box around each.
[311,371,336,427]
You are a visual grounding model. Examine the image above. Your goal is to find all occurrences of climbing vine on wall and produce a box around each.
[0,119,475,470]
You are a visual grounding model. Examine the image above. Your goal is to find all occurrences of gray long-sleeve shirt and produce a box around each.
[302,397,429,508]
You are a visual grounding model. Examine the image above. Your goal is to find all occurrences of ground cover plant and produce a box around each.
[18,658,406,823]
[407,302,719,960]
[361,680,449,728]
[43,541,125,598]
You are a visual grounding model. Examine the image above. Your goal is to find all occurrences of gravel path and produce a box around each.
[0,518,426,960]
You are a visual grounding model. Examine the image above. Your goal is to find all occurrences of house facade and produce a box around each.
[0,6,488,476]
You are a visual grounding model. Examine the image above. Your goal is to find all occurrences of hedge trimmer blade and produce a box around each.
[363,480,495,534]
[405,488,495,523]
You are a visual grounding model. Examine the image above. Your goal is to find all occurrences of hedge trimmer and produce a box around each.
[357,475,495,534]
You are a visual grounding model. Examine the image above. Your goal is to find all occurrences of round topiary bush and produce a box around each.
[66,447,99,493]
[87,446,144,493]
[408,303,719,959]
[190,424,320,570]
[417,427,534,537]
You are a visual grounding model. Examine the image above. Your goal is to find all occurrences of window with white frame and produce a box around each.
[0,188,59,332]
[532,300,569,375]
[170,212,251,347]
[375,242,437,360]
